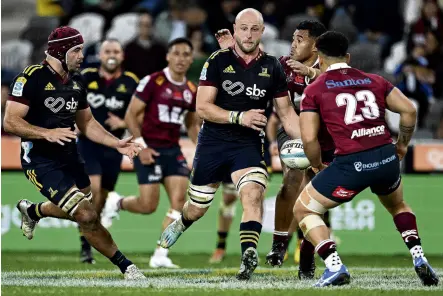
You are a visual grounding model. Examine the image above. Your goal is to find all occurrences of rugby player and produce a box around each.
[159,9,300,280]
[3,27,145,279]
[77,39,139,263]
[215,21,333,278]
[102,38,199,268]
[297,31,439,287]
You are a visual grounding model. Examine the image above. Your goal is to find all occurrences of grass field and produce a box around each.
[1,173,442,295]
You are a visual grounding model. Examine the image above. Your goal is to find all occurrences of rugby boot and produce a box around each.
[298,251,316,280]
[414,257,439,286]
[101,191,122,228]
[159,218,186,248]
[209,248,226,264]
[236,247,259,280]
[266,241,286,267]
[16,199,38,240]
[124,264,147,280]
[314,265,350,287]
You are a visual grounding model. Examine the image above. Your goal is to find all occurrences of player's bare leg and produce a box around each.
[119,184,161,213]
[266,164,303,267]
[210,187,237,263]
[377,182,439,286]
[231,167,268,280]
[16,186,145,279]
[294,183,350,287]
[160,183,218,248]
[149,176,187,268]
[77,176,102,264]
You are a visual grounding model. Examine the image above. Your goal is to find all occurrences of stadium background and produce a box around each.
[1,0,443,257]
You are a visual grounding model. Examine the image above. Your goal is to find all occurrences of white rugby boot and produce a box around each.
[149,247,180,268]
[16,199,39,240]
[101,191,122,228]
[124,264,147,280]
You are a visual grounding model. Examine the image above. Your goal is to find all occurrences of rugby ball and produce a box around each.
[280,139,310,169]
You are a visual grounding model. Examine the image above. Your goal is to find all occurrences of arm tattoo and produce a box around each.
[398,125,415,146]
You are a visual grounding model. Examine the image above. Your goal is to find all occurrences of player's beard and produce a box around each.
[235,37,260,54]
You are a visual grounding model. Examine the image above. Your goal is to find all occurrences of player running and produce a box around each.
[215,21,333,277]
[297,31,439,287]
[159,8,300,280]
[3,27,145,280]
[77,39,139,264]
[102,38,200,268]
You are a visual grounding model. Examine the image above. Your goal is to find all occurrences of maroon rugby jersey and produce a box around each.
[301,63,394,155]
[278,55,335,152]
[134,68,197,148]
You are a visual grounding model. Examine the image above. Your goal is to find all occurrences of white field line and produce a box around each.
[2,267,442,291]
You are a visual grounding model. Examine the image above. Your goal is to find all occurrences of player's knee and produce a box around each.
[170,194,186,210]
[298,214,326,237]
[283,169,303,190]
[138,199,159,214]
[188,184,217,209]
[219,199,237,218]
[73,200,99,229]
[58,187,93,217]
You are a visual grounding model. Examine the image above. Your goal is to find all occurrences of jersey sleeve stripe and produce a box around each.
[199,81,217,87]
[124,71,140,83]
[24,65,43,76]
[274,91,289,98]
[8,95,30,106]
[81,68,98,74]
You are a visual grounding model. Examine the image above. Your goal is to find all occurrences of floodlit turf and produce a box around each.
[2,252,442,295]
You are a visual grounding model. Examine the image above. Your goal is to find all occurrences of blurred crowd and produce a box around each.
[2,0,443,138]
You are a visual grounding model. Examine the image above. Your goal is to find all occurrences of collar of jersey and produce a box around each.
[163,67,186,86]
[326,63,351,72]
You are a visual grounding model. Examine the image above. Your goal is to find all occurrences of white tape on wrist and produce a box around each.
[134,137,148,148]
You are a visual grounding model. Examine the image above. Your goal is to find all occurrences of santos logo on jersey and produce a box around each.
[44,97,78,113]
[87,93,124,110]
[222,80,266,99]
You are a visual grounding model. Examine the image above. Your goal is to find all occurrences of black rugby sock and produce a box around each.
[110,250,133,273]
[239,221,262,254]
[27,202,45,221]
[216,231,228,250]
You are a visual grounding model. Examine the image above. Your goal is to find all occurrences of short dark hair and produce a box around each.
[167,37,193,51]
[316,31,349,58]
[296,20,327,38]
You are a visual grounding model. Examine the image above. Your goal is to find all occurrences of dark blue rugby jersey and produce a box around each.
[81,68,139,139]
[199,48,288,144]
[8,62,88,161]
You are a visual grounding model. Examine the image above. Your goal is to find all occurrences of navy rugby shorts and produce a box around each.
[312,143,401,203]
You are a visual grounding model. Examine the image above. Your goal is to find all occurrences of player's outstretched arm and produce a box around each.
[76,107,142,159]
[299,111,323,171]
[386,87,417,160]
[197,86,267,131]
[185,112,201,144]
[3,101,77,145]
[273,95,301,139]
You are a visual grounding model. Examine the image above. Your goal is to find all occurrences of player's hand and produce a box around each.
[105,112,126,131]
[240,109,267,132]
[310,163,328,174]
[269,141,279,156]
[395,143,408,161]
[286,59,309,76]
[138,147,160,165]
[215,29,235,49]
[44,128,78,146]
[116,136,143,161]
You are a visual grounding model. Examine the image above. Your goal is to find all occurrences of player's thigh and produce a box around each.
[88,174,102,200]
[377,181,405,211]
[163,175,188,207]
[100,149,123,192]
[23,164,82,213]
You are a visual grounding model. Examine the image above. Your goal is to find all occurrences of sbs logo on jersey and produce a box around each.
[87,93,124,110]
[222,80,266,99]
[44,97,78,113]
